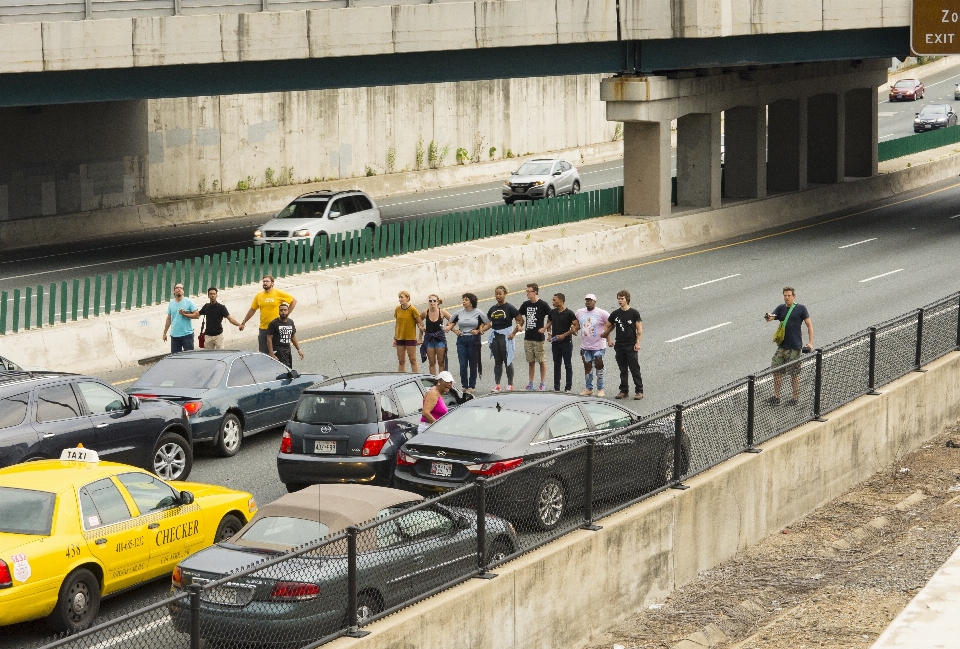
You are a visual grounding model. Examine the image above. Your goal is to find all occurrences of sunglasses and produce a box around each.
[429,299,438,303]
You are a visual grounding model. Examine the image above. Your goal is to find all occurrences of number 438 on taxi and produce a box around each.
[1,447,257,632]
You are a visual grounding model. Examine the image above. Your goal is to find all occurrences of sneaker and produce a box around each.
[634,392,644,400]
[596,389,605,398]
[767,396,781,405]
[788,397,799,406]
[507,385,514,391]
[493,385,501,393]
[538,383,545,391]
[564,388,572,393]
[615,392,627,399]
[525,383,535,391]
[580,389,594,396]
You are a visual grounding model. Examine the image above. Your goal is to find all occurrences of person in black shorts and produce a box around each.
[482,286,521,392]
[180,287,241,349]
[602,289,644,400]
[266,302,304,368]
[545,293,579,392]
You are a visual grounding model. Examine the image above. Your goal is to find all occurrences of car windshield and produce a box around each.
[920,105,948,115]
[0,487,56,535]
[294,395,372,425]
[275,200,329,220]
[894,80,916,89]
[514,162,554,176]
[135,358,227,389]
[426,406,532,441]
[239,516,329,548]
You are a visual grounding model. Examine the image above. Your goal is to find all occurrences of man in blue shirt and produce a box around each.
[764,286,814,405]
[163,283,198,353]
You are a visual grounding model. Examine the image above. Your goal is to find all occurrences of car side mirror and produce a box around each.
[454,514,472,530]
[915,113,919,116]
[287,369,301,379]
[329,211,340,219]
[179,490,195,505]
[553,170,562,175]
[128,395,140,410]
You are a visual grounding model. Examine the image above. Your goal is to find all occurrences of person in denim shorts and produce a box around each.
[418,294,452,375]
[765,286,814,405]
[575,294,611,397]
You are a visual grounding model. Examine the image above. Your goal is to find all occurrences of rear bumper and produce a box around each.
[276,453,393,486]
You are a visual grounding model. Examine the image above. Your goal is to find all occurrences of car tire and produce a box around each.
[215,413,243,458]
[531,478,565,531]
[47,568,100,633]
[285,482,309,493]
[571,180,580,195]
[215,514,244,542]
[545,186,556,199]
[152,432,193,481]
[356,592,383,625]
[485,538,513,566]
[504,198,515,205]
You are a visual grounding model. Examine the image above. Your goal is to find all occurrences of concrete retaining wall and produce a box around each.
[319,349,960,649]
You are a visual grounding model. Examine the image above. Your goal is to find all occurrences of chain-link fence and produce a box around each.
[36,291,960,649]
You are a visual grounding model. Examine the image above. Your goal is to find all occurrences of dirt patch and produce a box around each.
[588,420,960,649]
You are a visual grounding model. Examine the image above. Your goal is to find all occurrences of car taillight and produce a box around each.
[171,566,182,588]
[466,458,523,477]
[270,581,320,601]
[280,431,293,454]
[396,450,417,466]
[0,560,11,588]
[361,432,391,457]
[182,401,203,417]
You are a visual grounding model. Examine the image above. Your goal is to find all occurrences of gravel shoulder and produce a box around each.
[588,418,960,649]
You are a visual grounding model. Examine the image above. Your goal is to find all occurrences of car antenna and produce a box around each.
[496,402,502,412]
[334,359,347,389]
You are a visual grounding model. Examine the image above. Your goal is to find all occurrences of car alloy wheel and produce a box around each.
[152,432,192,481]
[546,186,556,199]
[216,414,242,458]
[534,479,565,530]
[571,180,580,194]
[485,539,512,565]
[216,514,244,542]
[356,593,382,624]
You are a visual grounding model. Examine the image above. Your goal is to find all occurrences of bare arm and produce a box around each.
[634,321,643,351]
[286,297,298,316]
[292,334,304,360]
[267,334,275,357]
[804,317,814,349]
[239,308,257,331]
[226,315,242,327]
[163,314,171,341]
[179,309,201,320]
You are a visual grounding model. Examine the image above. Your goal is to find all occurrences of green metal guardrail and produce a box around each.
[878,124,960,162]
[0,187,624,335]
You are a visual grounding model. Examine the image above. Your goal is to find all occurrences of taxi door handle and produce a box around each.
[42,433,55,439]
[95,538,107,546]
[148,523,159,529]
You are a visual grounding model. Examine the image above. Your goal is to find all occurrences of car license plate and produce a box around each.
[430,461,453,477]
[314,441,337,454]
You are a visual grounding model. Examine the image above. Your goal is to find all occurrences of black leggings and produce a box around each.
[490,333,514,385]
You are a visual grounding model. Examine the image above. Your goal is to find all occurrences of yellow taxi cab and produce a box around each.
[0,446,257,632]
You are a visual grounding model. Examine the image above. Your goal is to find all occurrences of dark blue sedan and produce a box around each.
[126,351,324,457]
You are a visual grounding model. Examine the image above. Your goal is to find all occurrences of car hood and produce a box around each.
[508,173,551,184]
[259,217,322,232]
[403,432,511,462]
[170,480,252,503]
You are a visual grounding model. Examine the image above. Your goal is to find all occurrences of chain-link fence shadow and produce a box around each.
[681,379,750,478]
[920,295,959,366]
[752,353,816,444]
[820,330,871,413]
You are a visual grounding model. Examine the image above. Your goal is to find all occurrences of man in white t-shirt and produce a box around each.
[575,293,611,397]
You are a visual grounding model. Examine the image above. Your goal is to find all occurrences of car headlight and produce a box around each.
[533,181,545,187]
[293,229,310,237]
[503,181,511,187]
[914,118,921,123]
[254,229,262,238]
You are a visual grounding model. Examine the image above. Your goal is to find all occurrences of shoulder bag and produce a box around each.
[773,303,796,346]
[198,315,206,348]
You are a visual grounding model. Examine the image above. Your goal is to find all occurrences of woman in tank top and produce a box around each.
[418,294,452,375]
[418,371,455,434]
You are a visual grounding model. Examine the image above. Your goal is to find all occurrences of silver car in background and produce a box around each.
[502,158,581,204]
[254,190,382,249]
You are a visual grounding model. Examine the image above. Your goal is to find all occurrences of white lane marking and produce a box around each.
[682,274,740,290]
[878,112,896,117]
[666,322,731,343]
[950,214,960,219]
[88,615,171,649]
[879,134,898,140]
[838,238,877,248]
[859,269,904,283]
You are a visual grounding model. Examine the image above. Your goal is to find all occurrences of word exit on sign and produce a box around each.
[913,0,960,54]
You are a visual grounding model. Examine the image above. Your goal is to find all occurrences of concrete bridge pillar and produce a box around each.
[844,88,878,177]
[807,93,844,184]
[676,112,722,209]
[767,99,806,193]
[723,105,766,200]
[623,120,672,217]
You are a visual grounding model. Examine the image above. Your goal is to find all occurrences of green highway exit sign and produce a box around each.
[913,0,960,54]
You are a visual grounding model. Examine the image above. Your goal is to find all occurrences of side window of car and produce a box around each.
[0,392,29,429]
[395,508,453,542]
[36,383,83,423]
[582,402,632,433]
[561,161,572,172]
[243,354,287,384]
[393,381,425,416]
[78,478,132,530]
[77,381,126,415]
[353,194,373,212]
[330,197,353,217]
[379,393,400,421]
[115,472,180,515]
[419,378,460,408]
[543,405,589,441]
[227,359,256,387]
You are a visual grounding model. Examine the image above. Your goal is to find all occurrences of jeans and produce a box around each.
[581,348,606,390]
[614,346,643,394]
[258,328,269,354]
[456,334,479,389]
[551,339,573,391]
[490,333,514,386]
[170,334,194,354]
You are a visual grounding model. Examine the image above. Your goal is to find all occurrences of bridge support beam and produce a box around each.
[808,93,844,185]
[676,112,722,209]
[623,120,672,217]
[845,87,878,177]
[724,105,766,200]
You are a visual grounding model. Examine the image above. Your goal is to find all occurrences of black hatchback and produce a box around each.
[277,373,472,492]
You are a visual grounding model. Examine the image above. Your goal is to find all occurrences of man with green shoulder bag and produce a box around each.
[764,286,814,405]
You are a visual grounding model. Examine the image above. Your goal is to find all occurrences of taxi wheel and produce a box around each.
[152,432,193,481]
[215,414,243,458]
[215,514,244,542]
[48,568,100,633]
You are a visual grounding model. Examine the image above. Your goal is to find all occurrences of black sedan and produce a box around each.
[914,104,958,132]
[169,484,516,646]
[393,393,687,531]
[277,372,472,492]
[126,351,324,457]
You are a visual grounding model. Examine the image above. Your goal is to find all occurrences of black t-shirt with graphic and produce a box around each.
[487,302,520,330]
[518,299,551,342]
[608,308,642,348]
[267,317,296,352]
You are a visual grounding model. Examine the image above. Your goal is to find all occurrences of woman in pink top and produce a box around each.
[418,371,454,434]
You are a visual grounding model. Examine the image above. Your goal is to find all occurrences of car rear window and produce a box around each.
[295,394,373,425]
[0,487,56,535]
[239,517,328,548]
[426,406,532,441]
[135,358,227,389]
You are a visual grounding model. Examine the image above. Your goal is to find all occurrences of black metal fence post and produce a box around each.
[475,479,496,579]
[914,308,927,372]
[813,349,827,422]
[670,405,689,490]
[189,584,201,649]
[582,439,602,531]
[345,526,370,638]
[868,327,881,395]
[745,375,760,453]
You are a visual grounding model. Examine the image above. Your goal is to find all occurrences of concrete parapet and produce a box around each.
[475,0,558,48]
[0,23,42,73]
[40,18,134,71]
[555,0,618,43]
[133,14,225,67]
[307,6,394,58]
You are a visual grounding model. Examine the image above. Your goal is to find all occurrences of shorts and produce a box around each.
[524,339,546,363]
[395,339,418,346]
[425,339,447,349]
[581,348,606,363]
[771,348,802,376]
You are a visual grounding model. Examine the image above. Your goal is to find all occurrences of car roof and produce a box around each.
[293,190,366,201]
[308,372,432,393]
[0,370,87,392]
[0,459,145,493]
[460,392,596,414]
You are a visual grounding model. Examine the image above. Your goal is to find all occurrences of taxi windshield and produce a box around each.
[0,487,56,535]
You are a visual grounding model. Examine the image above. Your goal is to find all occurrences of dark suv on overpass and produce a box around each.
[0,370,194,480]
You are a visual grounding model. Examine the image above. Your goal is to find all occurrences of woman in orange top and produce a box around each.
[394,290,422,372]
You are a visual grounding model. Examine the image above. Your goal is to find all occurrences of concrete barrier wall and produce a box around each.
[320,349,960,649]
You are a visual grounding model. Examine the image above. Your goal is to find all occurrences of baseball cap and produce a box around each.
[584,294,597,301]
[436,371,455,383]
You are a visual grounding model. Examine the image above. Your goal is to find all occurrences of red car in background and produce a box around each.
[889,79,924,101]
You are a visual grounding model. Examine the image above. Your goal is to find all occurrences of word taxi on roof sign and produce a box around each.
[913,0,960,54]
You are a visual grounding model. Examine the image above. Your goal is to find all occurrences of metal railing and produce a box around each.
[878,124,960,162]
[34,289,960,649]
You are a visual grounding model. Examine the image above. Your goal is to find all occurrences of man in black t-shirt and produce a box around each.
[179,287,242,349]
[267,302,304,368]
[602,290,644,400]
[764,286,814,405]
[545,293,579,392]
[517,283,552,391]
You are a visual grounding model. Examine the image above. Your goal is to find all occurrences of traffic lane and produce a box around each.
[879,64,960,140]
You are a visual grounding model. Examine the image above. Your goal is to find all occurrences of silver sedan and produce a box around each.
[502,158,581,204]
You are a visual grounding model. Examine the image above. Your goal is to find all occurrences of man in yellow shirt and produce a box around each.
[239,275,297,354]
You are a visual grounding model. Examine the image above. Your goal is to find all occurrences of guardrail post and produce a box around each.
[174,0,181,16]
[189,583,201,649]
[670,404,689,490]
[474,479,497,579]
[813,348,827,421]
[345,526,370,638]
[744,375,760,453]
[913,308,927,372]
[868,326,881,395]
[24,287,31,330]
[0,291,6,335]
[582,438,602,530]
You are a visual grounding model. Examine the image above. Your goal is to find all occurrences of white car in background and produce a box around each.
[502,158,581,204]
[254,190,382,250]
